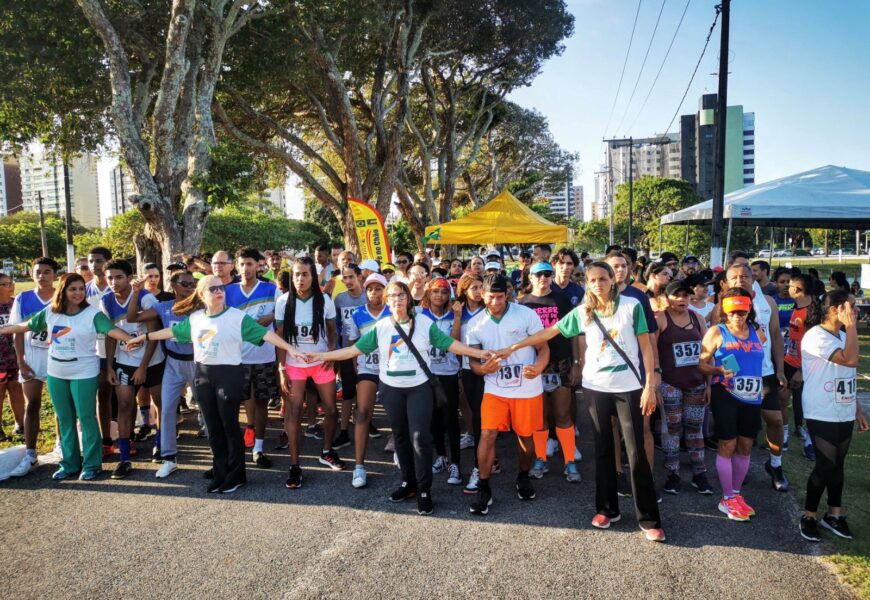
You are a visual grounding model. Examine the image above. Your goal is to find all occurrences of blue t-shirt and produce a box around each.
[154,300,193,356]
[552,281,585,307]
[773,295,795,330]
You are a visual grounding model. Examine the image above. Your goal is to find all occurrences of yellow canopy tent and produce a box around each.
[423,190,569,244]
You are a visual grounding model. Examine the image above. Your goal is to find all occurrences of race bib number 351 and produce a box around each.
[731,376,762,402]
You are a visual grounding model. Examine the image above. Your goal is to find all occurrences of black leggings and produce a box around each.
[584,387,661,530]
[784,363,804,428]
[431,373,461,466]
[805,419,854,512]
[195,363,246,487]
[380,382,434,492]
[461,369,484,467]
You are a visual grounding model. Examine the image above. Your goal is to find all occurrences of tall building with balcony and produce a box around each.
[20,149,100,227]
[572,185,584,221]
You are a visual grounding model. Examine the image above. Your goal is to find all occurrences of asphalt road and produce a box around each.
[0,402,856,600]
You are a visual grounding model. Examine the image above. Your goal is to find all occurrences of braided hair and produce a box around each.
[282,257,326,345]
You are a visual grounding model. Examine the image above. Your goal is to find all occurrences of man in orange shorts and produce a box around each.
[465,274,550,515]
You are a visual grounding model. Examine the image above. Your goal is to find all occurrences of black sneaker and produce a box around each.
[268,397,281,410]
[318,449,347,470]
[617,471,632,497]
[389,481,417,502]
[219,480,245,494]
[516,474,536,501]
[417,491,434,515]
[470,486,493,516]
[332,430,352,450]
[800,515,822,542]
[253,452,272,468]
[764,459,790,492]
[691,473,713,495]
[821,513,853,539]
[134,424,153,442]
[207,479,223,493]
[305,424,324,439]
[274,430,289,451]
[803,444,816,461]
[491,458,502,475]
[663,473,681,495]
[151,445,161,463]
[368,422,382,439]
[111,461,133,480]
[285,464,303,489]
[203,467,214,480]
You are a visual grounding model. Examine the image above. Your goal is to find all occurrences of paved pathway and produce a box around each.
[0,405,856,599]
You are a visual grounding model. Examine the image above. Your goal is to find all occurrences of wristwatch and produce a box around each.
[572,359,580,366]
[653,367,663,375]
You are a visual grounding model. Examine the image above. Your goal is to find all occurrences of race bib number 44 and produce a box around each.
[672,341,700,367]
[497,364,523,388]
[731,376,762,402]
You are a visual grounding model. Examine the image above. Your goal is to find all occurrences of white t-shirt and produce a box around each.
[171,307,268,366]
[348,304,391,376]
[557,296,649,393]
[86,281,112,358]
[28,306,114,379]
[466,303,544,399]
[274,292,336,367]
[225,280,280,365]
[101,290,164,367]
[752,281,774,376]
[688,301,715,323]
[421,308,460,376]
[801,326,857,422]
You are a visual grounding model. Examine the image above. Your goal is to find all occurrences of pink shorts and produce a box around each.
[285,363,335,385]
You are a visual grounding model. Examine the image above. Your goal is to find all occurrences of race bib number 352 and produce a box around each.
[672,341,700,367]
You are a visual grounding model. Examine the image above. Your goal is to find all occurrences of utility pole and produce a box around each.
[628,136,634,247]
[63,164,75,271]
[710,0,730,268]
[37,191,48,257]
[606,148,614,245]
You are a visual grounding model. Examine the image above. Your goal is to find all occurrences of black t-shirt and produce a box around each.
[154,291,175,302]
[519,292,574,361]
[552,280,585,307]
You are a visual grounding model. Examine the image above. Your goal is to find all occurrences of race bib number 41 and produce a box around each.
[834,378,856,404]
[672,341,700,367]
[497,364,523,388]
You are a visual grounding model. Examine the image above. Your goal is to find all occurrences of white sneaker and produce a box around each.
[546,438,559,458]
[447,463,462,485]
[574,447,583,461]
[432,455,448,474]
[393,452,400,468]
[464,467,480,493]
[459,433,475,450]
[10,454,37,477]
[384,435,395,452]
[155,460,178,479]
[52,440,63,458]
[352,466,367,488]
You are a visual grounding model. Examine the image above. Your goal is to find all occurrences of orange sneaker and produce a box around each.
[591,513,621,529]
[641,527,667,542]
[733,494,756,517]
[718,496,750,521]
[244,426,255,449]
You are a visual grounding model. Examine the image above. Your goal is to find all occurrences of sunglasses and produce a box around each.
[207,284,226,294]
[727,310,749,317]
[176,281,196,289]
[533,271,554,278]
[396,260,409,264]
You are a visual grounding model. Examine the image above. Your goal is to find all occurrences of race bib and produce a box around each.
[542,372,560,392]
[785,336,798,358]
[297,322,314,344]
[497,364,523,388]
[0,314,10,327]
[428,345,447,365]
[30,329,50,349]
[731,376,762,402]
[672,341,701,367]
[834,377,856,404]
[364,353,380,367]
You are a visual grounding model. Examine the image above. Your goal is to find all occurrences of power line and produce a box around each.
[627,0,692,133]
[659,5,721,138]
[603,0,643,138]
[613,0,668,135]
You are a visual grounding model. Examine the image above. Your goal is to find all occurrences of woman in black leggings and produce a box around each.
[798,290,868,541]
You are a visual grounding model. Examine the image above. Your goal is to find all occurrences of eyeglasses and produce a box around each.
[396,259,409,264]
[387,292,407,300]
[532,271,554,278]
[207,285,226,294]
[176,281,196,289]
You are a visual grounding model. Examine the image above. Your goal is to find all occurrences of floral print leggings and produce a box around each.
[659,382,707,475]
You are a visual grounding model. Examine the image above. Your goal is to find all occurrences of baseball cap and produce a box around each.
[359,259,380,273]
[685,273,710,287]
[485,249,501,259]
[530,261,554,275]
[682,255,699,264]
[166,262,187,272]
[665,280,692,296]
[382,263,396,273]
[483,273,509,293]
[484,261,501,271]
[363,273,387,288]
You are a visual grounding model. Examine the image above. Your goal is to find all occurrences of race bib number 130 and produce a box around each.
[497,364,522,388]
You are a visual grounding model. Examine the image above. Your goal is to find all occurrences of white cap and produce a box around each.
[359,259,380,273]
[485,249,501,259]
[364,273,388,288]
[485,261,501,271]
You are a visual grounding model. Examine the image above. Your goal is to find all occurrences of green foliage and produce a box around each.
[387,219,416,256]
[191,137,272,208]
[0,212,88,263]
[201,206,327,254]
[573,219,611,254]
[303,198,343,244]
[74,210,142,260]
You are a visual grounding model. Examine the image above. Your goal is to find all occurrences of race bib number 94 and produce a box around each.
[672,341,700,367]
[497,364,523,388]
[731,376,762,402]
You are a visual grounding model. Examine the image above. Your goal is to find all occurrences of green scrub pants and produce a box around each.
[47,375,101,473]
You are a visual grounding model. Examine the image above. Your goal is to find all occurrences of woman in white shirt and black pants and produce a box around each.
[129,275,304,494]
[798,289,868,541]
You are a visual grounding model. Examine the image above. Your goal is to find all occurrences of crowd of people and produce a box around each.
[0,242,866,544]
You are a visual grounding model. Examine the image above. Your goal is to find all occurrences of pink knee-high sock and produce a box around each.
[731,453,751,495]
[716,454,733,498]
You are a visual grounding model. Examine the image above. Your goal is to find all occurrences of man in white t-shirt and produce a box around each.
[465,274,549,515]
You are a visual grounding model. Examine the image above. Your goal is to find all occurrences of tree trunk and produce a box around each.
[134,230,162,269]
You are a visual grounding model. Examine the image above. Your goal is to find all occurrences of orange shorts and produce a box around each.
[481,392,544,438]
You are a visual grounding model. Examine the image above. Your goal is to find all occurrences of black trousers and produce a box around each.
[195,363,246,487]
[380,382,434,492]
[805,419,854,512]
[431,373,461,465]
[585,387,662,530]
[461,369,484,467]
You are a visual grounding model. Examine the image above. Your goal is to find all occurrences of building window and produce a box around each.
[743,130,753,136]
[743,149,754,155]
[744,178,754,184]
[744,168,754,175]
[744,159,754,165]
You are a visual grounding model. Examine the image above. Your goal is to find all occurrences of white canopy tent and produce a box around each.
[659,165,870,256]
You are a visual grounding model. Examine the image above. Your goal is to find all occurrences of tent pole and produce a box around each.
[659,223,663,255]
[684,224,690,255]
[769,227,774,259]
[725,217,733,260]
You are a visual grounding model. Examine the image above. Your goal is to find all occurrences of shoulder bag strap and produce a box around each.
[591,311,643,385]
[392,317,436,380]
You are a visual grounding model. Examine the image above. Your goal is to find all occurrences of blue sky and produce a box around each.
[508,0,870,219]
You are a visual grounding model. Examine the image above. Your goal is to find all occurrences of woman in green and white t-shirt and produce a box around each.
[309,280,491,516]
[495,261,665,543]
[798,290,869,542]
[129,275,304,494]
[0,273,140,481]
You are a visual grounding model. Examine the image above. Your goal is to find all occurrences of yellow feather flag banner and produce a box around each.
[348,198,391,265]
